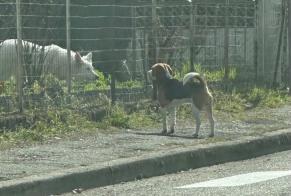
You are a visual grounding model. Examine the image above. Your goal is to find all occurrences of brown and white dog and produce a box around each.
[148,63,214,138]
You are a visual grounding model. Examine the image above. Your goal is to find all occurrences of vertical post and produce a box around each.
[110,72,116,104]
[143,32,149,86]
[244,28,247,65]
[288,0,291,94]
[189,1,195,72]
[110,3,116,104]
[16,0,23,113]
[142,7,149,88]
[66,0,72,94]
[244,6,248,66]
[214,29,218,66]
[254,1,258,83]
[152,0,158,63]
[224,1,230,80]
[215,5,218,67]
[273,0,286,87]
[132,6,137,80]
[262,0,265,81]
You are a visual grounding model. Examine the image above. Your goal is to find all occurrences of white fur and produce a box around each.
[147,70,156,81]
[183,72,200,85]
[0,39,98,81]
[165,67,172,79]
[160,98,194,134]
[161,97,214,138]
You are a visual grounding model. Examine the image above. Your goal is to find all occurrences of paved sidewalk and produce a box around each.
[1,128,291,196]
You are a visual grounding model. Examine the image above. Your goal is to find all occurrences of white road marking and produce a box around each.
[176,170,291,188]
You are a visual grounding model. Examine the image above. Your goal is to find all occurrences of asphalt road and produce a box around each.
[62,150,291,196]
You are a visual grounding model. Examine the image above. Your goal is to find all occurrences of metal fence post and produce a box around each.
[143,32,149,86]
[110,73,116,104]
[288,0,291,94]
[66,0,72,94]
[110,3,116,104]
[132,6,137,80]
[189,1,195,72]
[16,0,23,113]
[254,1,258,83]
[152,0,158,63]
[224,1,230,80]
[273,0,286,87]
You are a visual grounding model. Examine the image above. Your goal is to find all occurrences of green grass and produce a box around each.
[246,87,288,108]
[0,86,289,149]
[116,80,143,89]
[1,64,290,149]
[0,107,104,148]
[176,63,237,82]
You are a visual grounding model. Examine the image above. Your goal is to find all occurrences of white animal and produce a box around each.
[0,39,98,81]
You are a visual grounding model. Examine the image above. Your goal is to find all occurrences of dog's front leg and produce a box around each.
[168,107,176,134]
[161,107,167,135]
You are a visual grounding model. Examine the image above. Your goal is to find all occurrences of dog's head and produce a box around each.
[147,63,174,100]
[148,63,173,82]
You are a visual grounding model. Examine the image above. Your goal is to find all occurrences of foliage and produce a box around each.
[0,64,290,148]
[214,89,246,112]
[95,69,109,89]
[214,87,288,113]
[105,105,130,128]
[176,63,237,82]
[0,76,16,95]
[246,87,288,108]
[31,80,42,94]
[116,80,143,89]
[0,106,99,147]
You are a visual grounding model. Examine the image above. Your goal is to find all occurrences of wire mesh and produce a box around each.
[0,0,287,115]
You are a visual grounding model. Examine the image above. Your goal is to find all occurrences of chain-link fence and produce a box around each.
[0,0,288,114]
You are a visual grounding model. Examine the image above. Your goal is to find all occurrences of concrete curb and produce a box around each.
[1,128,291,196]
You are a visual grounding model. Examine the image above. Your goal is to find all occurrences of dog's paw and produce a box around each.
[161,129,167,135]
[168,128,175,135]
[208,133,214,137]
[192,133,198,138]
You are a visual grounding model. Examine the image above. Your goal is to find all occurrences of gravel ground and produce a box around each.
[0,105,290,182]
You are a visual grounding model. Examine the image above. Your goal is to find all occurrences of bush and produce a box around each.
[246,87,287,108]
[106,105,130,128]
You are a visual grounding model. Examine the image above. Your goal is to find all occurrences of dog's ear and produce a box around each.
[151,63,173,80]
[164,64,174,76]
[161,64,173,79]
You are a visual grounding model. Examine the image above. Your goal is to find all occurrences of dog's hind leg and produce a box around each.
[192,104,201,138]
[206,103,215,137]
[168,107,176,134]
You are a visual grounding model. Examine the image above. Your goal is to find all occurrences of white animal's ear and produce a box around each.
[84,52,92,62]
[147,70,152,79]
[147,70,156,81]
[75,52,82,63]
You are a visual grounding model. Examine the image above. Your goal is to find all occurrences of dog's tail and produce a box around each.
[183,72,207,87]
